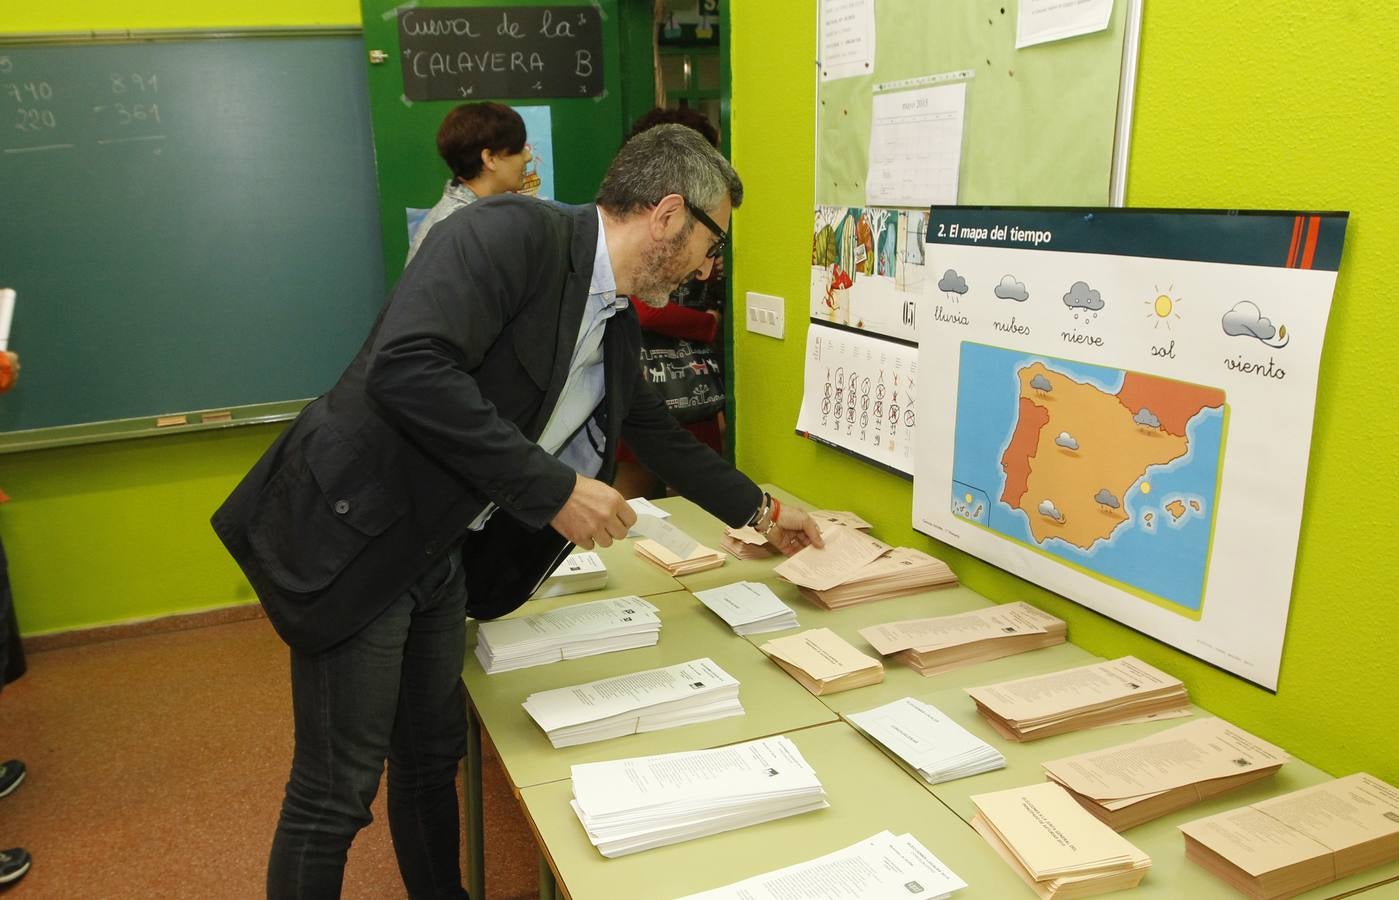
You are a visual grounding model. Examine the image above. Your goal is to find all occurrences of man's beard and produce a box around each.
[632,222,696,307]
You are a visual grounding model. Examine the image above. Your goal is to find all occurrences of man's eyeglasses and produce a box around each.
[683,198,729,259]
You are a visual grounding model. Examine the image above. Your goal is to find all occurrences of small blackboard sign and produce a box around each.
[398,5,604,101]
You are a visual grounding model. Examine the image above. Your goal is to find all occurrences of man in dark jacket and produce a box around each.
[213,124,820,898]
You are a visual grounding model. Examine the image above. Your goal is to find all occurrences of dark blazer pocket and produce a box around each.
[512,326,553,391]
[248,427,406,594]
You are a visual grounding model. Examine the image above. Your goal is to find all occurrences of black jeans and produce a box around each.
[267,551,469,899]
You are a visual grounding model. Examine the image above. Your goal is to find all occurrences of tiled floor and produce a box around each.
[0,616,538,899]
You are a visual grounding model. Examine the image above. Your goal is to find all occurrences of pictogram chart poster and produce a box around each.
[796,323,919,478]
[911,207,1347,689]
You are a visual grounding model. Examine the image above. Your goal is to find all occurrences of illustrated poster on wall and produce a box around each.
[810,205,927,342]
[911,207,1347,689]
[796,322,918,478]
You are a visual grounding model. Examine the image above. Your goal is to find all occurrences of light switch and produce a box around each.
[745,292,785,339]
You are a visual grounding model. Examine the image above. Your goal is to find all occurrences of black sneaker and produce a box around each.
[0,761,24,798]
[0,847,29,885]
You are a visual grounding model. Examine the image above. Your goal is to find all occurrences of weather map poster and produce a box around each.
[911,207,1348,689]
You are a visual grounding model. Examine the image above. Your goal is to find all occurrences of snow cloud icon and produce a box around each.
[1222,300,1290,348]
[994,275,1029,302]
[1063,281,1105,310]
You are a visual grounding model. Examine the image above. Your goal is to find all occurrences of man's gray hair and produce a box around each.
[596,123,743,216]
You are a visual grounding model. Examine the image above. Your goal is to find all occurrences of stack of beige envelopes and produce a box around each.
[758,627,884,696]
[860,602,1066,676]
[972,782,1151,898]
[1179,772,1399,900]
[775,525,956,609]
[1043,716,1289,831]
[966,656,1190,741]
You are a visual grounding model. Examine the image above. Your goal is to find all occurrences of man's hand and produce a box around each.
[549,474,637,550]
[766,505,826,557]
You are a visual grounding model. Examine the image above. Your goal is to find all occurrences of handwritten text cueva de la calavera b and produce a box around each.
[398,6,604,101]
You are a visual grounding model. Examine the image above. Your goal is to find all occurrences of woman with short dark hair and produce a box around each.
[405,102,532,264]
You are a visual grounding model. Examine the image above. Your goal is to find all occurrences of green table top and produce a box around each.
[462,589,837,790]
[520,720,1031,900]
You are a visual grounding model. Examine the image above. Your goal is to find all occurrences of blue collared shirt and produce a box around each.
[470,207,627,530]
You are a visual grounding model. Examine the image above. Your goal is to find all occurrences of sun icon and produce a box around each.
[1145,284,1183,329]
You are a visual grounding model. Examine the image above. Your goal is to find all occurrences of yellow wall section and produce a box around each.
[1,1,360,32]
[730,3,1398,785]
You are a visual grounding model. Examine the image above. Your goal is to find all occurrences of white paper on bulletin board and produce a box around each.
[796,322,919,478]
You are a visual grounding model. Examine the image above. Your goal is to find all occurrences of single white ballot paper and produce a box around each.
[678,830,967,900]
[630,514,698,559]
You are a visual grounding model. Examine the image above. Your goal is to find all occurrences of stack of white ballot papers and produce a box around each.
[533,551,608,599]
[859,602,1067,676]
[569,735,827,858]
[692,581,797,635]
[522,658,742,748]
[677,830,967,900]
[848,697,1005,784]
[474,596,660,674]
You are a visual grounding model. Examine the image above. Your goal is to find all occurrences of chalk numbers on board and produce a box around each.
[107,73,160,126]
[5,79,57,133]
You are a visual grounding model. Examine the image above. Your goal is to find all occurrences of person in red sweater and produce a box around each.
[613,108,729,500]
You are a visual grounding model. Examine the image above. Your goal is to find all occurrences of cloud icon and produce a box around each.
[1222,300,1290,347]
[1063,281,1104,310]
[1133,408,1161,429]
[1094,488,1121,509]
[1030,374,1053,392]
[937,269,969,294]
[1055,432,1079,450]
[994,275,1029,302]
[1038,499,1064,522]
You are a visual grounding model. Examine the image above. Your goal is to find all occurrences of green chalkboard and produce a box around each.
[0,31,386,448]
[358,0,656,274]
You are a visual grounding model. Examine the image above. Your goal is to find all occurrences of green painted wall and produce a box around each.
[729,3,1398,785]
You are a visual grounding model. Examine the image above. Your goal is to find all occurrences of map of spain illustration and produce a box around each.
[950,343,1227,617]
